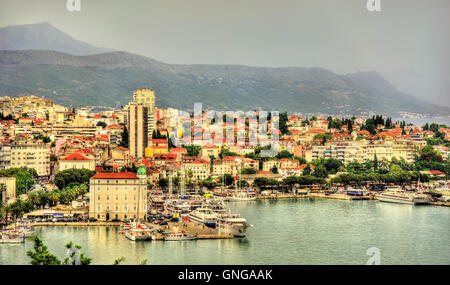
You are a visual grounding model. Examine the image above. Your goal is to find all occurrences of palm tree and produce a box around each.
[48,191,60,207]
[0,183,6,205]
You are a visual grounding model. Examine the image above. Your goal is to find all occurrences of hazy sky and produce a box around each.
[0,0,449,83]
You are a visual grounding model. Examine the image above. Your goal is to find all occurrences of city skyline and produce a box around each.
[0,0,449,107]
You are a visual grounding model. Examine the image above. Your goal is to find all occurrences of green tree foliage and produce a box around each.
[294,156,307,165]
[279,111,289,135]
[219,174,234,186]
[184,144,202,157]
[276,150,293,159]
[239,168,257,174]
[282,175,326,186]
[0,167,37,195]
[63,241,92,265]
[119,124,129,148]
[324,158,343,174]
[27,236,62,265]
[34,134,51,143]
[96,121,107,128]
[302,165,312,176]
[253,177,280,188]
[313,165,328,178]
[54,169,95,190]
[219,148,239,159]
[152,129,167,139]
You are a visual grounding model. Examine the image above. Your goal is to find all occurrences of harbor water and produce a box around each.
[1,199,449,265]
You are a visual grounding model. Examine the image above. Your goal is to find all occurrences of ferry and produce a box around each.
[164,199,191,216]
[204,198,228,214]
[226,190,257,202]
[163,232,196,241]
[377,187,431,205]
[344,188,368,197]
[188,207,218,228]
[0,231,25,244]
[216,213,251,237]
[124,224,154,241]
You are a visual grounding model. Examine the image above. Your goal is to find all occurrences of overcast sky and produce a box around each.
[0,0,449,96]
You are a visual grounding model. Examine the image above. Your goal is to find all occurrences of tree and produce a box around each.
[276,150,293,159]
[240,168,256,174]
[219,148,239,159]
[373,154,378,171]
[96,121,107,128]
[0,167,37,196]
[313,165,328,178]
[184,145,202,157]
[0,183,5,207]
[324,158,343,174]
[119,124,129,148]
[271,165,278,174]
[63,241,92,265]
[294,156,307,165]
[279,111,289,135]
[303,165,312,176]
[54,169,95,190]
[27,236,62,265]
[220,174,234,186]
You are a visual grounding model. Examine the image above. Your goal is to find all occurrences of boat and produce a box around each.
[150,196,165,211]
[377,187,431,205]
[124,224,154,241]
[344,188,368,196]
[216,212,251,237]
[204,198,228,214]
[227,190,257,202]
[164,199,191,216]
[163,232,196,241]
[188,207,218,228]
[0,231,25,244]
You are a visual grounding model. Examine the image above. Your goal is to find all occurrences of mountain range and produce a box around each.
[0,22,448,116]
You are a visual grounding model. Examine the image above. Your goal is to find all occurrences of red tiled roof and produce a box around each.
[92,172,138,179]
[61,152,91,161]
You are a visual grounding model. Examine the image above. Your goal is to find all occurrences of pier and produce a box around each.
[148,221,233,240]
[29,222,121,227]
[257,193,373,201]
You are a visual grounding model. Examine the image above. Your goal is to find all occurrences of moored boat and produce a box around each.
[188,207,218,228]
[163,232,196,241]
[377,187,431,205]
[216,213,251,237]
[0,231,25,244]
[124,224,154,241]
[226,190,257,202]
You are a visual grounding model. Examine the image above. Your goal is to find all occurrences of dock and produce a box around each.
[307,193,373,200]
[30,221,121,227]
[430,201,450,207]
[257,193,373,201]
[147,221,233,240]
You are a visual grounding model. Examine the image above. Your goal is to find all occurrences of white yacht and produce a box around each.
[0,231,25,244]
[188,207,218,227]
[377,187,430,205]
[124,224,154,241]
[204,198,228,214]
[164,199,191,216]
[227,190,257,202]
[217,213,251,237]
[163,232,196,241]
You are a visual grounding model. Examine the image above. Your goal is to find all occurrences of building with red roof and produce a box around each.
[59,152,95,172]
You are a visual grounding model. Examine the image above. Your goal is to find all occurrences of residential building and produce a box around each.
[89,166,147,221]
[128,103,148,159]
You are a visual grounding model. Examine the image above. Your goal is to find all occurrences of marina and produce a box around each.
[1,199,449,265]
